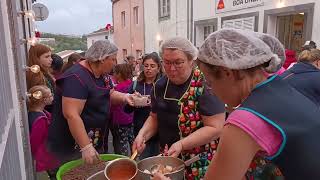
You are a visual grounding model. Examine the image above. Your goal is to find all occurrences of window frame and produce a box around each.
[133,6,139,25]
[136,50,142,59]
[159,0,170,21]
[121,11,126,28]
[122,49,127,59]
[203,26,212,40]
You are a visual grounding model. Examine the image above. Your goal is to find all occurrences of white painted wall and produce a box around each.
[144,0,189,53]
[193,0,320,49]
[87,32,114,49]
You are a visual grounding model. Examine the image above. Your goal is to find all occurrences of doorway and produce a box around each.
[264,3,314,53]
[276,13,306,52]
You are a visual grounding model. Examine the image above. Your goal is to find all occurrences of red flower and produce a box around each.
[191,80,196,87]
[196,80,202,87]
[191,121,196,129]
[195,111,200,120]
[249,162,257,169]
[180,124,186,132]
[194,147,201,153]
[189,113,195,121]
[194,69,201,77]
[183,106,190,114]
[179,114,186,122]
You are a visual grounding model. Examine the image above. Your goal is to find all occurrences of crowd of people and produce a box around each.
[25,28,320,180]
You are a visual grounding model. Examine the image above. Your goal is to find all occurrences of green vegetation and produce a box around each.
[41,32,87,53]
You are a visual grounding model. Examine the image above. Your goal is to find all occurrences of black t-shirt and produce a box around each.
[151,74,225,148]
[124,81,153,136]
[48,64,113,156]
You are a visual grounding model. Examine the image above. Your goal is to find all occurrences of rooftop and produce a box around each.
[56,50,83,59]
[87,27,114,37]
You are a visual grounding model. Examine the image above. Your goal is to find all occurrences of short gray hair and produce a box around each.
[85,40,118,62]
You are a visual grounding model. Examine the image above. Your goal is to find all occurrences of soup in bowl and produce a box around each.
[104,158,137,180]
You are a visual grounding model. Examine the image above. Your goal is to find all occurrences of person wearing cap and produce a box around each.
[196,29,320,179]
[47,40,135,165]
[302,40,317,51]
[133,37,225,179]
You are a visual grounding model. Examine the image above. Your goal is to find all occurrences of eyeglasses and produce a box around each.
[162,60,185,68]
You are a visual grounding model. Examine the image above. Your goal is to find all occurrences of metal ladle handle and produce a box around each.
[173,154,201,172]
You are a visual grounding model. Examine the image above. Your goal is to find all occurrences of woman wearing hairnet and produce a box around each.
[197,29,320,179]
[47,40,134,165]
[133,37,225,179]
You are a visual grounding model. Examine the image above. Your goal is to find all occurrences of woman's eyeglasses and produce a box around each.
[162,61,185,68]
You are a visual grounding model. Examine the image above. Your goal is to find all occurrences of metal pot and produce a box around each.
[137,156,185,180]
[104,158,137,180]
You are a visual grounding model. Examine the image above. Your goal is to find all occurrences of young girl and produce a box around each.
[27,85,59,179]
[125,52,163,159]
[26,44,55,112]
[110,63,134,156]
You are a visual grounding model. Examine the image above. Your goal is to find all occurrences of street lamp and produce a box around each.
[277,0,285,8]
[156,34,161,41]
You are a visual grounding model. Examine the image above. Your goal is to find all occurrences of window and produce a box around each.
[204,26,212,40]
[123,49,127,59]
[121,11,126,28]
[222,17,255,31]
[105,36,108,40]
[159,0,170,18]
[136,50,142,59]
[133,6,139,24]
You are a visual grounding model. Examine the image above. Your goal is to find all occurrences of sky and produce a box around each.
[35,0,112,35]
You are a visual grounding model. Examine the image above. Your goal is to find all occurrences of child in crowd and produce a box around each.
[26,43,55,113]
[27,85,59,179]
[110,64,134,156]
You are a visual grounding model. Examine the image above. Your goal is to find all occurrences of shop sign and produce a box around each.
[216,0,264,13]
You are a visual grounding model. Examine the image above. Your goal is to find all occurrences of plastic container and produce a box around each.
[56,154,125,180]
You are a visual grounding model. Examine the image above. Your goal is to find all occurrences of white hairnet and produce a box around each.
[85,40,118,62]
[160,37,198,60]
[251,32,285,72]
[198,28,284,73]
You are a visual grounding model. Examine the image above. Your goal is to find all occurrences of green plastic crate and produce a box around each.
[56,154,125,180]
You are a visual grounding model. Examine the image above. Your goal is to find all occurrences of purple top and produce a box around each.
[111,79,133,125]
[28,110,59,171]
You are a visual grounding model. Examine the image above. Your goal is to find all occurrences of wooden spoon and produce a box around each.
[130,149,138,160]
